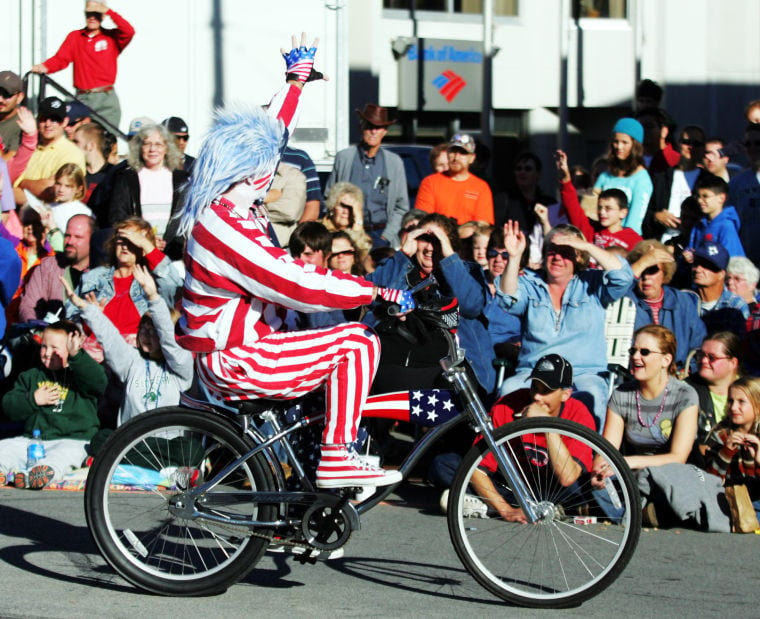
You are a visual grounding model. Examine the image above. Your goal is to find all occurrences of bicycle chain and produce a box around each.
[199,519,314,551]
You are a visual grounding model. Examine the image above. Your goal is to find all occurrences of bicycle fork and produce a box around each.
[441,355,541,523]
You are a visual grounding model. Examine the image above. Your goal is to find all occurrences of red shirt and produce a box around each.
[41,9,135,90]
[560,180,642,252]
[481,389,595,473]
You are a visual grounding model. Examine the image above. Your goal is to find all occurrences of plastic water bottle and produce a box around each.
[26,429,45,469]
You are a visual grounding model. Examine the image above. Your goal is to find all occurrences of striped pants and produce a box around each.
[197,322,380,445]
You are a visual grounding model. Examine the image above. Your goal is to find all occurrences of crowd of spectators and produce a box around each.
[0,11,758,528]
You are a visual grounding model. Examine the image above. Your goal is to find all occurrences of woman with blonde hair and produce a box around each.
[321,181,372,259]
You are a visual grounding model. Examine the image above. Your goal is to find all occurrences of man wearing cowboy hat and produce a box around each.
[325,103,409,248]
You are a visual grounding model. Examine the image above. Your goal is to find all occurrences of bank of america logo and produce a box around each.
[432,70,467,102]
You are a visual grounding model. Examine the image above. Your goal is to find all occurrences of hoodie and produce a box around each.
[689,205,746,257]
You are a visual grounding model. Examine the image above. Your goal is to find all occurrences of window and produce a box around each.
[384,0,517,16]
[573,0,627,19]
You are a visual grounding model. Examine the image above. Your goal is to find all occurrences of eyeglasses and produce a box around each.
[175,134,190,142]
[680,138,704,147]
[142,141,166,149]
[695,351,732,363]
[486,249,509,260]
[628,347,664,357]
[330,249,355,258]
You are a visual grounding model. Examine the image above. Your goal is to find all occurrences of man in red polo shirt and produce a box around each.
[31,2,134,131]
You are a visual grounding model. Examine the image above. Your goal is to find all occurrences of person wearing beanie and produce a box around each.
[593,117,653,235]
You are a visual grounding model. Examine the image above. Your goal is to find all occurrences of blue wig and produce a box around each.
[177,104,284,237]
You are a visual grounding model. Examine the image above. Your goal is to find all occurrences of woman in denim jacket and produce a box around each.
[496,222,634,430]
[68,217,182,343]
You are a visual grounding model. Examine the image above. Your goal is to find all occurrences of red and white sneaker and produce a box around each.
[316,446,402,489]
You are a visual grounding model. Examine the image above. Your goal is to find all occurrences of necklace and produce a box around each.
[143,359,166,410]
[636,382,669,428]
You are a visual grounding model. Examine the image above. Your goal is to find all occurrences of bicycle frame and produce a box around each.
[176,305,541,528]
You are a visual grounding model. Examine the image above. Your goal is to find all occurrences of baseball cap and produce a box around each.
[38,96,66,122]
[693,240,729,272]
[66,100,91,124]
[529,354,573,390]
[448,133,476,154]
[127,116,155,137]
[0,71,23,97]
[162,116,189,134]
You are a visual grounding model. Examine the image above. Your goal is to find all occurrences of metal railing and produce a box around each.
[23,71,128,141]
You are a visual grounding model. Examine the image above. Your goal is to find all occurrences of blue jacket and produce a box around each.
[496,257,634,376]
[628,285,706,369]
[365,251,495,394]
[688,206,745,257]
[0,236,21,339]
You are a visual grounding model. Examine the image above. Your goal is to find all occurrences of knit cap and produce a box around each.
[612,118,644,144]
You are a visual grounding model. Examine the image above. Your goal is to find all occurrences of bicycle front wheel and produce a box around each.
[85,408,277,596]
[447,417,640,608]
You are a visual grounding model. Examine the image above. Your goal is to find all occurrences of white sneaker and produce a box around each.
[440,489,489,518]
[267,543,345,560]
[316,446,402,489]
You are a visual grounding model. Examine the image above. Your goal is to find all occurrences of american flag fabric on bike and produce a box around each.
[361,389,462,427]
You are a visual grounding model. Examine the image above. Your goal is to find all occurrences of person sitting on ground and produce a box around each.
[592,325,699,525]
[62,263,193,429]
[703,376,760,521]
[0,320,106,489]
[431,354,595,522]
[556,149,643,253]
[686,332,742,456]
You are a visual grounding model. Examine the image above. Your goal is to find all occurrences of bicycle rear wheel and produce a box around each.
[85,408,277,596]
[447,417,640,608]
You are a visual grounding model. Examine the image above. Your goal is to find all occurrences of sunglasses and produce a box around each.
[641,265,660,277]
[680,138,704,147]
[695,351,732,363]
[693,258,721,272]
[745,140,760,148]
[85,11,103,18]
[337,202,354,210]
[514,166,536,172]
[628,347,663,357]
[330,249,355,258]
[486,249,509,260]
[175,134,190,141]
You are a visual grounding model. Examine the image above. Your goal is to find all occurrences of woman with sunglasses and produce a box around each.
[498,221,634,429]
[321,181,372,262]
[685,332,742,455]
[593,325,699,525]
[626,239,707,372]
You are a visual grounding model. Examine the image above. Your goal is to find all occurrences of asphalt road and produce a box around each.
[0,482,758,618]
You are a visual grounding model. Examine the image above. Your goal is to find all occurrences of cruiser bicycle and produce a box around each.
[84,280,641,608]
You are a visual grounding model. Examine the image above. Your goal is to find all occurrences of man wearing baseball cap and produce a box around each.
[162,116,195,173]
[435,354,595,521]
[13,96,86,205]
[691,240,748,336]
[416,133,494,225]
[30,2,134,130]
[0,70,26,158]
[325,103,409,248]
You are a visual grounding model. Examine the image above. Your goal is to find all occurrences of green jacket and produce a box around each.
[2,351,107,440]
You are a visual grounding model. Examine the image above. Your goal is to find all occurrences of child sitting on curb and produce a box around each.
[0,320,106,488]
[62,264,194,448]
